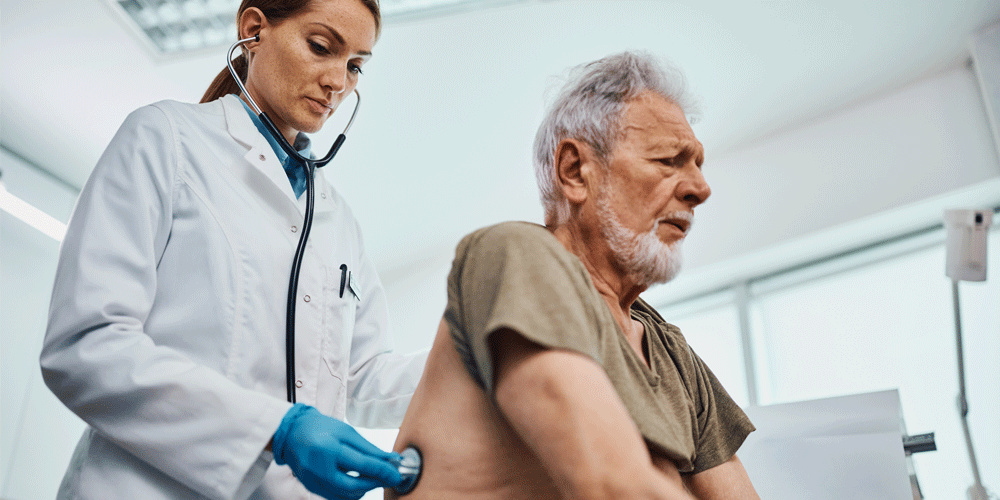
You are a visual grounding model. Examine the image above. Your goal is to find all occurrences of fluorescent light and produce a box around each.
[0,183,67,242]
[108,0,521,56]
[110,0,238,55]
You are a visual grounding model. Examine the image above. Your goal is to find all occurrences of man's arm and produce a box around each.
[682,455,760,500]
[491,329,695,500]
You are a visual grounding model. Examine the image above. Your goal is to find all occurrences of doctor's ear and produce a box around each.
[238,7,268,45]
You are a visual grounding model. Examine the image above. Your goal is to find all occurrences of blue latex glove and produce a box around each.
[273,404,402,500]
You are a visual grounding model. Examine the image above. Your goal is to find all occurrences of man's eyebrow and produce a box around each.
[309,23,372,57]
[647,139,704,166]
[683,145,705,167]
[647,137,689,154]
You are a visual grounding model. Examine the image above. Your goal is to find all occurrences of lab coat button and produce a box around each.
[303,295,311,302]
[259,154,266,161]
[321,193,327,199]
[295,380,304,388]
[291,226,298,233]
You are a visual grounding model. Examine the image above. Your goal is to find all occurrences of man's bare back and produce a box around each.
[387,320,687,499]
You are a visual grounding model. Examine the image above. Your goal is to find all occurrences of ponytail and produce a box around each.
[200,53,248,103]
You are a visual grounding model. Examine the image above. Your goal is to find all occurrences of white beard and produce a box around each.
[597,190,686,287]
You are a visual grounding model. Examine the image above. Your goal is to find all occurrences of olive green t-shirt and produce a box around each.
[445,221,754,473]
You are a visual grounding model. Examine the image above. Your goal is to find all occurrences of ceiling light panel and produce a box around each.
[108,0,512,58]
[110,0,237,55]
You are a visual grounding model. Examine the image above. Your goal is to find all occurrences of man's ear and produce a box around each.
[554,138,599,206]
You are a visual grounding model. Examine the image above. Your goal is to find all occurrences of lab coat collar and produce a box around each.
[220,94,335,216]
[237,96,312,199]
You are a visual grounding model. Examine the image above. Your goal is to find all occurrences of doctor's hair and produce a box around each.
[200,0,382,104]
[532,51,700,226]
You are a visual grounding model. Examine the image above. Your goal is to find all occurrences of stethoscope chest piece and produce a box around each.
[392,446,423,495]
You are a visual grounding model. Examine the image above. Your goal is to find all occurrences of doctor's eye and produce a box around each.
[348,63,364,75]
[308,40,330,55]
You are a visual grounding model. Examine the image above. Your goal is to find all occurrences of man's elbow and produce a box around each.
[561,465,696,500]
[683,455,760,500]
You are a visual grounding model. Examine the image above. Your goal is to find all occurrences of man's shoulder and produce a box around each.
[451,221,591,292]
[457,221,562,258]
[463,221,552,244]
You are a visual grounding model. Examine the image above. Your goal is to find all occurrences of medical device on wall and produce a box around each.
[226,35,360,404]
[943,208,994,500]
[945,209,992,282]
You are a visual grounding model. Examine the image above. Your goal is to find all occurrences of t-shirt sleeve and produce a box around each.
[687,346,756,473]
[444,223,604,395]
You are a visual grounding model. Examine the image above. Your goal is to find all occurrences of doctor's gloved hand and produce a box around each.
[273,404,402,500]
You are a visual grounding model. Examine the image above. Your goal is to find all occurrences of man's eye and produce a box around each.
[309,41,329,55]
[658,157,681,167]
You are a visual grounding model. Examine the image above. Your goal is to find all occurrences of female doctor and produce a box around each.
[39,0,427,498]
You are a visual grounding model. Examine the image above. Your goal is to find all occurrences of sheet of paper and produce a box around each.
[743,389,903,438]
[738,390,913,500]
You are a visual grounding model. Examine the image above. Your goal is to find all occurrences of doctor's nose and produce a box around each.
[320,66,348,95]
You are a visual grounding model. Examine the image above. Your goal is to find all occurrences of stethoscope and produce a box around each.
[227,35,422,495]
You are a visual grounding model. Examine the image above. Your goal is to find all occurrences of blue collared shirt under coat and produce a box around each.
[238,95,311,198]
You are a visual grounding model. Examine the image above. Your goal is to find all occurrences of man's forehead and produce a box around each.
[620,93,702,153]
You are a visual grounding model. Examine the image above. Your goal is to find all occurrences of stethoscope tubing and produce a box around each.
[226,36,359,403]
[284,160,316,403]
[228,35,426,493]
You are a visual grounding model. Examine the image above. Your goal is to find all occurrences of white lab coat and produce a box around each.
[40,94,428,500]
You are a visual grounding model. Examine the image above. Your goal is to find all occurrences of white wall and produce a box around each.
[689,63,999,269]
[0,149,84,498]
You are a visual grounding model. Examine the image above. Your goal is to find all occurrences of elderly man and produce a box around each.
[390,52,759,499]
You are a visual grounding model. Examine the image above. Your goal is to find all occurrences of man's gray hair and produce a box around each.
[532,51,700,225]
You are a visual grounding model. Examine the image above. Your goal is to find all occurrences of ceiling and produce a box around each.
[2,0,998,273]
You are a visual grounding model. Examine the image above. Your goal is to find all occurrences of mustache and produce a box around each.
[654,211,695,235]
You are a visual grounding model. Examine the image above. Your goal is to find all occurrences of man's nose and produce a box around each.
[678,166,711,207]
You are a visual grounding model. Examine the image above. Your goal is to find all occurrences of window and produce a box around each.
[748,229,999,499]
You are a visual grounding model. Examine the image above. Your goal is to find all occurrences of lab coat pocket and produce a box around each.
[318,338,347,418]
[317,276,355,418]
